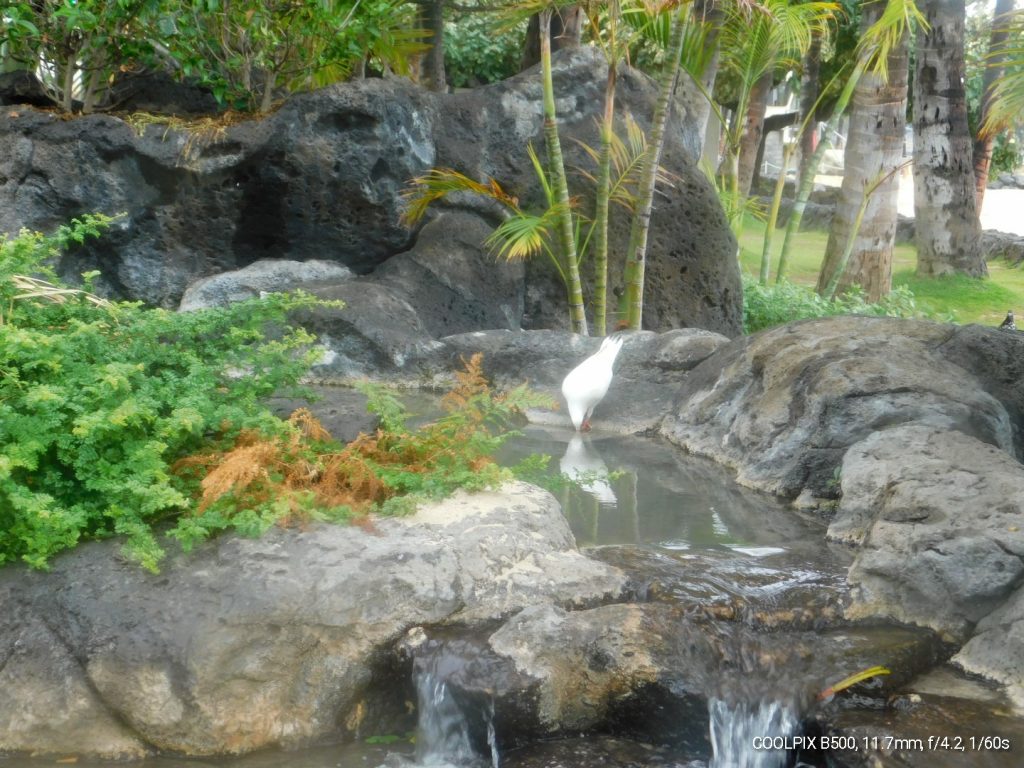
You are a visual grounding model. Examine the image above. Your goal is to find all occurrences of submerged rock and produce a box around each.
[0,483,625,757]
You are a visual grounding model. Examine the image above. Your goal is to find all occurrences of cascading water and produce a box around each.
[411,644,498,768]
[708,698,801,768]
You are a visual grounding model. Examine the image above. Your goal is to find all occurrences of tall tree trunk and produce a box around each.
[691,0,723,163]
[592,0,620,337]
[736,69,773,198]
[818,3,909,300]
[539,9,587,335]
[417,0,446,91]
[798,30,823,183]
[913,0,984,277]
[624,7,687,330]
[521,6,582,70]
[973,0,1014,212]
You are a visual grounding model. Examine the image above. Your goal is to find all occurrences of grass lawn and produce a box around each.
[737,216,1024,327]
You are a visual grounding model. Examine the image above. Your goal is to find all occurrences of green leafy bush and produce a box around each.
[444,13,526,88]
[743,276,921,334]
[2,223,553,570]
[174,354,556,543]
[0,215,323,570]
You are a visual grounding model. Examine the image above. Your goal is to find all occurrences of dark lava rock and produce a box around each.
[1,48,741,336]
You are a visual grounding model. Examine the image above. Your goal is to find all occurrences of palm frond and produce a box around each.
[858,0,927,80]
[485,201,571,264]
[527,142,556,208]
[981,9,1024,134]
[402,168,520,226]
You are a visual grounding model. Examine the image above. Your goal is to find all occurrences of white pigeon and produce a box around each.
[561,334,625,432]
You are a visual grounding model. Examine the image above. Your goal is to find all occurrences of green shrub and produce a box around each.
[0,216,323,570]
[1,220,553,570]
[743,276,922,334]
[444,13,526,88]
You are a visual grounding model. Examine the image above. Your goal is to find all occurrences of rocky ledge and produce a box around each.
[0,483,624,757]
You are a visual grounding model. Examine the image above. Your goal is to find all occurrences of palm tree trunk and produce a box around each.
[592,0,619,337]
[623,6,687,330]
[818,4,909,300]
[522,6,583,70]
[736,69,773,198]
[913,0,984,278]
[417,0,447,92]
[973,0,1014,212]
[539,8,588,335]
[778,60,865,284]
[691,0,724,164]
[798,30,823,183]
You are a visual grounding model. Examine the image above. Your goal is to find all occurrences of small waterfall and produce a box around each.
[708,699,800,768]
[412,646,497,768]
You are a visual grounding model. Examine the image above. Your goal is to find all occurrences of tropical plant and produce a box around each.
[818,0,921,300]
[743,275,920,333]
[970,0,1017,209]
[978,6,1024,190]
[537,2,589,334]
[444,10,526,88]
[0,216,330,570]
[162,0,426,112]
[714,0,837,235]
[622,0,689,330]
[171,355,555,551]
[2,0,162,112]
[778,0,923,289]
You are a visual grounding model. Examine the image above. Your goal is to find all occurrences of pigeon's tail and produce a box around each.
[598,333,626,360]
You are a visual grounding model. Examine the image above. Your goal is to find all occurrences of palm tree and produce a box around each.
[622,0,688,330]
[583,0,627,336]
[715,0,837,231]
[975,0,1021,210]
[913,0,984,278]
[818,0,915,300]
[981,7,1024,134]
[538,4,589,333]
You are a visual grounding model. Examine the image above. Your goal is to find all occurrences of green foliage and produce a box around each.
[742,276,921,333]
[2,0,425,113]
[1,0,161,112]
[444,12,525,88]
[164,0,426,112]
[0,217,324,570]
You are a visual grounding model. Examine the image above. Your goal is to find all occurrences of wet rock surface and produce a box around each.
[824,668,1024,768]
[0,483,624,756]
[832,425,1024,644]
[660,317,1023,500]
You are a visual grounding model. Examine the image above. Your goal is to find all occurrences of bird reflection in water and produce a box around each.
[560,434,617,505]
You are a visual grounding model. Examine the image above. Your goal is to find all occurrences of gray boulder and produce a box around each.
[832,425,1024,643]
[0,482,625,757]
[956,586,1024,709]
[2,48,741,336]
[373,210,526,337]
[178,258,353,310]
[661,317,1022,500]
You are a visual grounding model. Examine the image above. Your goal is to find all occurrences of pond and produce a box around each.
[2,425,1021,768]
